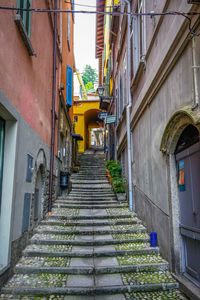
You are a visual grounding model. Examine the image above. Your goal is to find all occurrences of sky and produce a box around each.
[74,0,99,94]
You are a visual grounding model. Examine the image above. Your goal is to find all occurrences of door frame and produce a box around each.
[160,106,200,276]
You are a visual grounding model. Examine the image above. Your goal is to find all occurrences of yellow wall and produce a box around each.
[73,100,100,152]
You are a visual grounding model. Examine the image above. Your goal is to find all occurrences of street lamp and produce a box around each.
[97,85,104,97]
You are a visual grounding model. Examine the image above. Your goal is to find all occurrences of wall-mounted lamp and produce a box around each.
[97,85,104,97]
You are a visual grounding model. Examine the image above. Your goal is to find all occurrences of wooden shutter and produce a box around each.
[66,65,73,106]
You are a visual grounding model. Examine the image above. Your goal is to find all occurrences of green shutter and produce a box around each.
[17,0,31,37]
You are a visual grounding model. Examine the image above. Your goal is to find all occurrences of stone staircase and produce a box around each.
[0,152,187,299]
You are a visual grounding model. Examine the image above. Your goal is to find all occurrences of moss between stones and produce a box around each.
[4,273,68,289]
[125,289,188,299]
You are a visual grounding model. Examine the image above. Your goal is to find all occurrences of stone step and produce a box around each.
[67,192,114,195]
[53,204,128,209]
[24,241,150,252]
[47,213,135,220]
[71,180,108,183]
[15,261,168,275]
[72,184,111,189]
[70,188,113,192]
[55,200,118,205]
[30,235,150,246]
[1,282,179,297]
[58,200,117,205]
[22,247,160,259]
[34,225,147,235]
[40,218,141,226]
[1,289,186,300]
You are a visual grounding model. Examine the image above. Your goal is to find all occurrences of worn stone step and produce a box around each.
[72,184,111,189]
[15,262,168,276]
[53,204,128,209]
[41,218,141,226]
[30,236,150,246]
[22,248,159,260]
[55,200,118,205]
[34,225,147,235]
[1,282,179,296]
[65,193,116,197]
[71,180,108,184]
[47,213,135,220]
[56,201,118,205]
[70,189,113,193]
[71,175,107,179]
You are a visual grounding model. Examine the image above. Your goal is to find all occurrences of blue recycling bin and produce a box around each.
[150,232,157,247]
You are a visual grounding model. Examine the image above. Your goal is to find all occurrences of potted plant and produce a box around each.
[112,177,127,201]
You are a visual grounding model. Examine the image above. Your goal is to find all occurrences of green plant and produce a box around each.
[112,177,126,193]
[105,160,122,178]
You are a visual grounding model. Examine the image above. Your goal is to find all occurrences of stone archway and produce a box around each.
[160,106,200,154]
[160,106,200,276]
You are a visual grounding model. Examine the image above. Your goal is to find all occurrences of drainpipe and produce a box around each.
[192,37,200,108]
[48,0,57,214]
[124,0,133,211]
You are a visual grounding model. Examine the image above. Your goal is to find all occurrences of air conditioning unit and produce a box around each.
[188,0,200,4]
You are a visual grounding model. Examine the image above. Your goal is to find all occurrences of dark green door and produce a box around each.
[0,117,5,209]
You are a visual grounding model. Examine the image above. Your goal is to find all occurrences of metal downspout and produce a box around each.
[192,37,199,108]
[48,0,57,214]
[124,0,133,211]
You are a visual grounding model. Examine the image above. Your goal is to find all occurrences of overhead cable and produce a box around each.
[0,6,200,36]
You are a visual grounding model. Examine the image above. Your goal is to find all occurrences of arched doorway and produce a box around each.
[84,109,104,150]
[175,125,200,286]
[160,106,200,287]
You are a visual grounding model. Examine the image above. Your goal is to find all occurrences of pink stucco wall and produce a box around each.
[0,0,61,147]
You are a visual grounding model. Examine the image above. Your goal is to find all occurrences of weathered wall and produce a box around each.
[0,91,60,287]
[0,0,60,147]
[115,0,199,264]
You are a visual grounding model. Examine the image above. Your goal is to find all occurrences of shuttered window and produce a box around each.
[66,65,73,106]
[17,0,32,37]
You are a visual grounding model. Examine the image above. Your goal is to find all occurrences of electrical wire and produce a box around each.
[64,0,118,9]
[0,6,200,36]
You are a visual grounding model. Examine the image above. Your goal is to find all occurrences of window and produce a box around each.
[17,0,32,37]
[67,13,70,50]
[132,0,146,76]
[0,117,5,210]
[74,116,78,122]
[66,65,73,106]
[117,52,128,122]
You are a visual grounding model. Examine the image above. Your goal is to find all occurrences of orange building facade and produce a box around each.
[0,0,74,286]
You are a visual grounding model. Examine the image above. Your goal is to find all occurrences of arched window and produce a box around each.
[175,124,199,154]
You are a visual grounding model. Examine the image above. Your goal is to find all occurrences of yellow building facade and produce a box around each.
[73,97,103,152]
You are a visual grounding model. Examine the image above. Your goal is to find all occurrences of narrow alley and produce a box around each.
[1,151,187,299]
